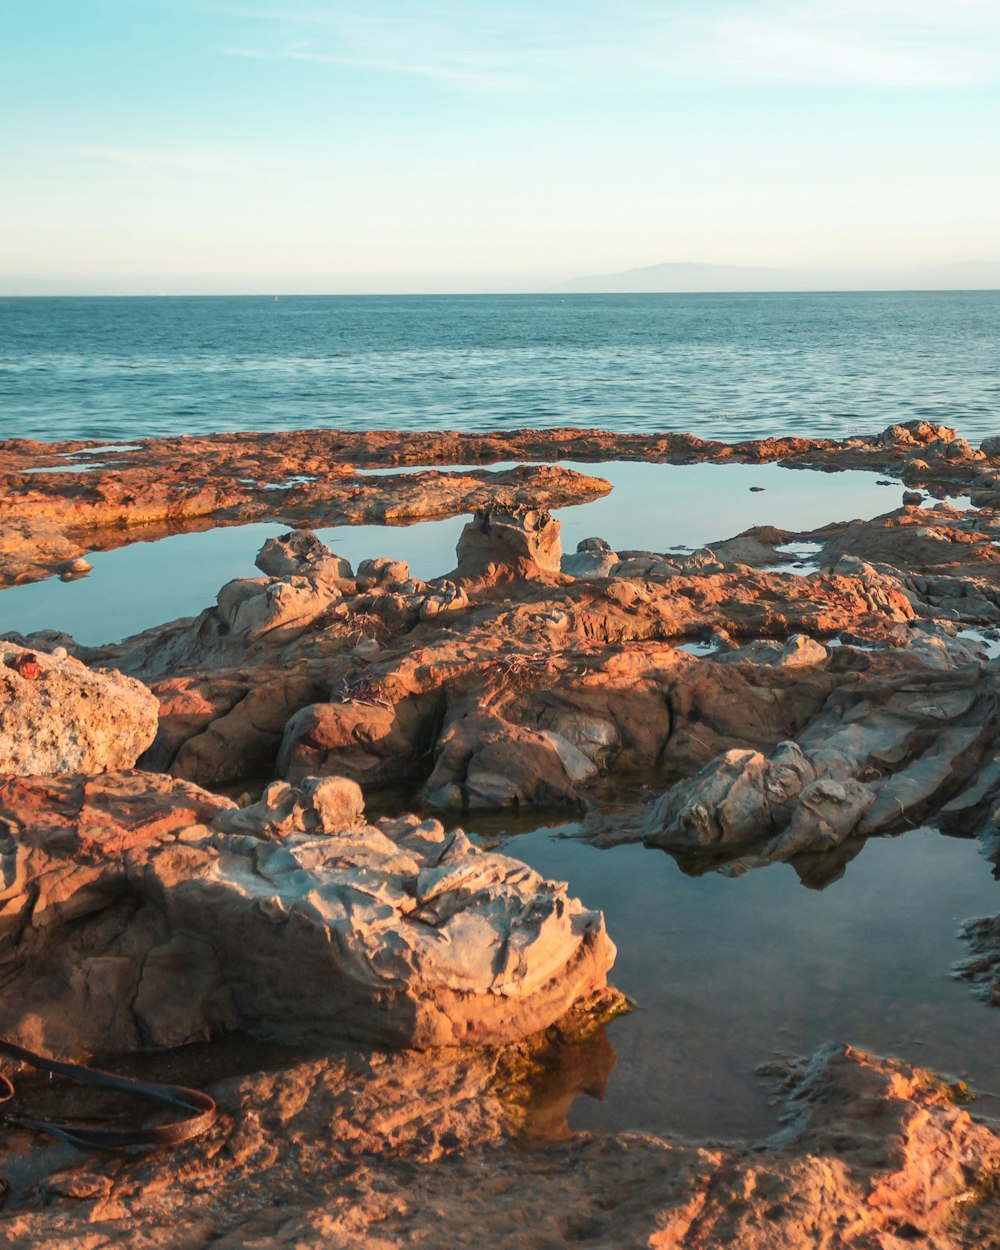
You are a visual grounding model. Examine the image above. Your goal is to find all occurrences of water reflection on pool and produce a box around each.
[495,824,1000,1141]
[1,461,914,645]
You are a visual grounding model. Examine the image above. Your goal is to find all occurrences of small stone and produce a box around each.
[7,651,41,680]
[58,556,92,581]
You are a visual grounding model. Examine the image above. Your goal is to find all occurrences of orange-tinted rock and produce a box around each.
[0,771,614,1058]
[1,1042,997,1248]
[0,643,158,776]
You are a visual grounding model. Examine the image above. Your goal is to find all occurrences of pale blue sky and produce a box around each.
[2,1,999,292]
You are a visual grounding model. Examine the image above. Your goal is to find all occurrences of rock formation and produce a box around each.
[0,643,158,775]
[0,771,614,1058]
[2,419,996,588]
[451,503,564,585]
[1,1042,997,1247]
[2,419,1000,1247]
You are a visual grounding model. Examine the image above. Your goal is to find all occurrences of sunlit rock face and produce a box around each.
[452,502,564,585]
[3,1039,999,1248]
[0,771,614,1059]
[0,642,158,775]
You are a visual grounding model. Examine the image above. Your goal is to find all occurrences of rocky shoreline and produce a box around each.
[2,418,1000,1247]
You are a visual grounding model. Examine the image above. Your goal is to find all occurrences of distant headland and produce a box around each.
[556,259,1000,293]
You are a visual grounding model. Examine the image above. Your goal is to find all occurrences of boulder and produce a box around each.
[453,503,563,582]
[0,643,158,775]
[561,537,620,580]
[0,772,615,1058]
[423,712,595,811]
[643,741,820,850]
[255,529,353,582]
[715,634,829,669]
[216,575,340,641]
[356,557,411,589]
[278,692,441,787]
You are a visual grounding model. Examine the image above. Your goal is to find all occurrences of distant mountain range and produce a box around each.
[556,260,1000,293]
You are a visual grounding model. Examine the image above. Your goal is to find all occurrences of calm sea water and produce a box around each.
[508,824,1000,1140]
[1,291,997,444]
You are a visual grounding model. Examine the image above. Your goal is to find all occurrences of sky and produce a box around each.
[2,0,999,293]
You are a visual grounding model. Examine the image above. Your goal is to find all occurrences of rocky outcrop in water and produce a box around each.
[2,419,996,588]
[0,771,614,1059]
[2,421,1000,1248]
[451,502,564,586]
[40,515,916,791]
[644,660,1000,870]
[0,445,610,588]
[643,740,875,853]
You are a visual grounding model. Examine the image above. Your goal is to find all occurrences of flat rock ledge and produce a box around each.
[2,1042,998,1248]
[0,770,614,1058]
[2,418,996,589]
[0,643,158,775]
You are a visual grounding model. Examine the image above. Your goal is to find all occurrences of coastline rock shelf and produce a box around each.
[2,419,1000,1246]
[1,417,997,589]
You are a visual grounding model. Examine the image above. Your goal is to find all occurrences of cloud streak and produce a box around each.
[218,43,525,93]
[213,0,1000,91]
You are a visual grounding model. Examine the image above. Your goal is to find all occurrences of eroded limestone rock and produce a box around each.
[452,503,563,584]
[216,573,340,641]
[0,771,614,1058]
[644,663,1000,867]
[255,528,353,582]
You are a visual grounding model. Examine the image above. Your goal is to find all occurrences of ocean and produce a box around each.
[1,290,997,444]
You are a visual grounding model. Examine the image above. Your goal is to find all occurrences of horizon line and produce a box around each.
[2,285,1000,298]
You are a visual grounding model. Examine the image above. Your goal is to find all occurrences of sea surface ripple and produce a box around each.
[0,291,997,444]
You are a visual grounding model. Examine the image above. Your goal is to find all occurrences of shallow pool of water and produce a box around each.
[497,824,1000,1141]
[0,462,910,646]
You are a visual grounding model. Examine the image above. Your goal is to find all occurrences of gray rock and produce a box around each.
[560,548,620,579]
[256,530,353,581]
[217,575,340,640]
[715,634,828,669]
[644,741,818,850]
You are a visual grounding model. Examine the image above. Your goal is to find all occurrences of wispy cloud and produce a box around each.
[218,43,524,92]
[58,145,234,174]
[699,0,1000,88]
[212,0,1000,92]
[214,3,531,92]
[219,44,268,59]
